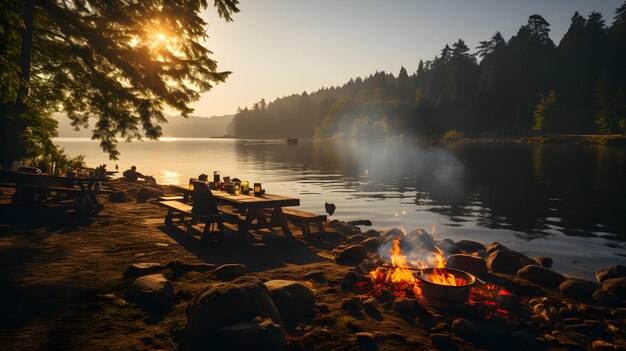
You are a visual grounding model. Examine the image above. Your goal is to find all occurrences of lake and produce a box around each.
[55,138,626,279]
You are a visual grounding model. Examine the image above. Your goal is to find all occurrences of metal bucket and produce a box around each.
[416,268,481,308]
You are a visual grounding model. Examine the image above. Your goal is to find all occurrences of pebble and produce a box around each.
[452,318,477,338]
[592,340,615,351]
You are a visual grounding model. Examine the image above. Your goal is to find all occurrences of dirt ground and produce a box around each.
[0,182,608,351]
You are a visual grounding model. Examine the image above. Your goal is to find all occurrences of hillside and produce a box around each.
[54,113,234,138]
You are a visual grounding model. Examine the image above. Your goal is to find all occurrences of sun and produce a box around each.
[154,33,167,43]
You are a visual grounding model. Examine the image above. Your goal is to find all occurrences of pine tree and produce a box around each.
[533,91,558,135]
[0,0,240,162]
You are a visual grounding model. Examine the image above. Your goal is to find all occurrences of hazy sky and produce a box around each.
[189,0,623,117]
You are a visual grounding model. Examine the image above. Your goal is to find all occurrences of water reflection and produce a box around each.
[234,141,626,242]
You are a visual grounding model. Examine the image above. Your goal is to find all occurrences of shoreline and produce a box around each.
[0,181,624,350]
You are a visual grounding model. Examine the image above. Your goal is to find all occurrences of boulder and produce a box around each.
[559,279,598,299]
[487,250,530,274]
[264,280,315,325]
[303,271,325,283]
[348,220,373,226]
[517,265,566,289]
[434,239,460,255]
[394,298,417,318]
[360,237,383,252]
[534,256,554,268]
[108,191,127,203]
[348,234,368,243]
[165,260,215,275]
[452,318,477,338]
[592,289,621,306]
[215,264,246,281]
[340,271,359,291]
[363,298,382,320]
[215,318,285,351]
[602,277,626,297]
[408,229,435,246]
[455,240,486,254]
[125,274,174,307]
[136,187,164,202]
[187,277,281,347]
[596,265,626,284]
[592,340,615,351]
[362,229,381,238]
[335,245,367,265]
[445,254,488,276]
[356,332,378,351]
[123,262,165,280]
[382,227,405,238]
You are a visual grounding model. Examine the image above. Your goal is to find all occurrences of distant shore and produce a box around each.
[439,134,626,146]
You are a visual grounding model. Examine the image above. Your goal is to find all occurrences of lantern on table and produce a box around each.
[242,181,250,194]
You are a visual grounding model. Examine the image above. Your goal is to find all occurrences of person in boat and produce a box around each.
[122,165,146,182]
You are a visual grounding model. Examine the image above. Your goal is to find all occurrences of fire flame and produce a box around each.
[369,238,422,296]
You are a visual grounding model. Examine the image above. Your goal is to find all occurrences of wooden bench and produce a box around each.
[282,208,327,235]
[159,200,241,237]
[158,195,185,202]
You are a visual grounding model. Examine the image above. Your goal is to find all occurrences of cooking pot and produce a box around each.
[416,268,484,307]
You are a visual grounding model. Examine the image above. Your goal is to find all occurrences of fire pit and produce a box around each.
[416,267,481,308]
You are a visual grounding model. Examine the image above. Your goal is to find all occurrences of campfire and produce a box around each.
[356,229,514,318]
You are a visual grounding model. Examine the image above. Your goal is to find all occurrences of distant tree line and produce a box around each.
[232,3,626,139]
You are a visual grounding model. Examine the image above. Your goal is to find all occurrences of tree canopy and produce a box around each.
[0,0,239,164]
[231,2,626,140]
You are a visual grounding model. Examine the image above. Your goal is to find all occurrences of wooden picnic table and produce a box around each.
[1,169,111,214]
[43,173,110,213]
[170,185,300,236]
[211,189,300,236]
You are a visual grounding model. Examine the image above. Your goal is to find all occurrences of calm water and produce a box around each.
[55,138,626,279]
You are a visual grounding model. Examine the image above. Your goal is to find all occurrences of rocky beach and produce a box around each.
[0,181,624,351]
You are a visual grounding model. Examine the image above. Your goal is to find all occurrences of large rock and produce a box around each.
[335,245,367,265]
[362,229,381,238]
[215,318,285,351]
[596,265,626,284]
[445,254,488,276]
[454,240,486,254]
[360,237,383,252]
[487,250,533,274]
[517,265,566,289]
[165,260,215,275]
[215,264,247,281]
[534,256,553,268]
[408,229,435,246]
[264,280,315,325]
[123,262,165,280]
[125,274,174,307]
[382,227,405,238]
[592,289,621,306]
[108,191,127,203]
[187,277,281,347]
[602,277,626,297]
[355,332,378,351]
[434,239,460,255]
[559,279,598,299]
[452,318,477,338]
[136,187,164,202]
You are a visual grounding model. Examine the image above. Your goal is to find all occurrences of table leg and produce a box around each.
[269,207,292,237]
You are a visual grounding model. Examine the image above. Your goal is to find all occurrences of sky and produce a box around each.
[188,0,624,117]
